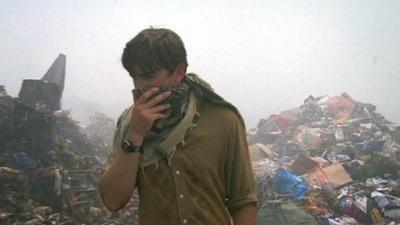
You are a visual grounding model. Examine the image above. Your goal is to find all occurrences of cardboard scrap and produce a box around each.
[307,163,353,189]
[290,154,319,176]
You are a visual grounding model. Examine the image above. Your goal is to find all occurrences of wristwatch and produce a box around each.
[121,139,144,154]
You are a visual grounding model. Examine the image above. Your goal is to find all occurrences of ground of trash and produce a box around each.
[249,92,400,225]
[0,54,140,225]
[0,85,140,225]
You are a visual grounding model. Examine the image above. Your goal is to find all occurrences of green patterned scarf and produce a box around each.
[113,73,244,169]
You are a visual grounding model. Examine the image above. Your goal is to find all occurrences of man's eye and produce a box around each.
[131,69,158,81]
[141,73,156,80]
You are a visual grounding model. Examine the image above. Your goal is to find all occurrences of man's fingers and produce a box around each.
[147,104,171,114]
[135,87,159,104]
[144,91,171,108]
[150,113,167,121]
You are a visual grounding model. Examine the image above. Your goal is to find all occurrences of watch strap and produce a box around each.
[121,139,143,154]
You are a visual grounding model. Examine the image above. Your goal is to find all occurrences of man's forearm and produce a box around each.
[232,204,257,225]
[99,151,140,211]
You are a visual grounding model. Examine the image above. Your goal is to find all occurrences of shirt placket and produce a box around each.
[171,152,191,225]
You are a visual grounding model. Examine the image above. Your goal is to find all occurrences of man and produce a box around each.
[100,28,257,225]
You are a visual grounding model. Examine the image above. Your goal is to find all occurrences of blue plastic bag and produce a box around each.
[362,140,385,153]
[12,152,36,169]
[273,168,308,199]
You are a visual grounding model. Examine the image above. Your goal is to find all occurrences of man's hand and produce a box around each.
[127,87,171,145]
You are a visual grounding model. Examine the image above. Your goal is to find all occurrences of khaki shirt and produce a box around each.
[108,99,257,225]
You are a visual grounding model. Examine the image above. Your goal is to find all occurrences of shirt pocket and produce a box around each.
[181,129,224,177]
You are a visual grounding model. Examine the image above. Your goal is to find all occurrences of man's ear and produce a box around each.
[175,63,186,82]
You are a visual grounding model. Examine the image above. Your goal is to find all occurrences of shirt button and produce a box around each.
[183,219,187,224]
[179,194,184,199]
[176,170,180,175]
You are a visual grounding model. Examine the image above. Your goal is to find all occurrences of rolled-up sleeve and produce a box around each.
[106,107,132,165]
[225,115,257,214]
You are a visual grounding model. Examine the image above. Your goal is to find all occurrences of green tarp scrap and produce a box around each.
[257,201,318,225]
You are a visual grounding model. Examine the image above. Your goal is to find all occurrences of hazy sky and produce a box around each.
[1,0,399,128]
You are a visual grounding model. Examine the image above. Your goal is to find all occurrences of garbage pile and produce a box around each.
[249,93,400,225]
[83,112,116,161]
[0,54,141,224]
[0,85,141,225]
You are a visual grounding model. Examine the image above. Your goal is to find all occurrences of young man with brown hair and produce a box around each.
[99,28,257,225]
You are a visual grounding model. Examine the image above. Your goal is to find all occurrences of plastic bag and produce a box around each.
[273,169,308,199]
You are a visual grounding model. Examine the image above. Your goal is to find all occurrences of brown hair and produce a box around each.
[121,28,188,77]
